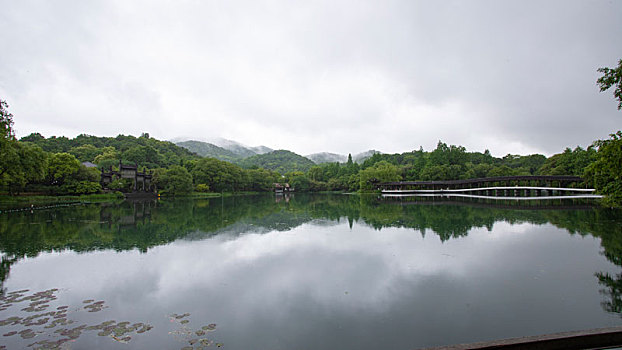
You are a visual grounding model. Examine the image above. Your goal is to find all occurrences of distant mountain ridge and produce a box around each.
[174,138,381,171]
[209,138,270,158]
[175,140,239,161]
[239,150,316,173]
[306,152,347,164]
[353,150,381,163]
[306,150,381,164]
[174,138,273,161]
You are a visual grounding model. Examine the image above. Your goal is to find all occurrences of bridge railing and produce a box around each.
[378,176,598,199]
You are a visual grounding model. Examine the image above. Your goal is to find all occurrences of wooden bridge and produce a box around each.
[378,176,602,200]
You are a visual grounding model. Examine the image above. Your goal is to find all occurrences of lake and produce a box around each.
[1,194,621,349]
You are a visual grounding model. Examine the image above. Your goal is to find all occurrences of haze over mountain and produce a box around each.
[208,137,273,158]
[306,151,381,164]
[175,140,240,161]
[306,152,347,164]
[172,137,273,158]
[175,138,380,164]
[239,150,316,174]
[352,150,382,163]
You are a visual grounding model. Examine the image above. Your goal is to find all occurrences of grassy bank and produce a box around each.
[159,191,264,198]
[0,192,125,212]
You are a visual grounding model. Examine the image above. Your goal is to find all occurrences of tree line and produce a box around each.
[1,193,620,310]
[1,100,620,204]
[2,58,621,200]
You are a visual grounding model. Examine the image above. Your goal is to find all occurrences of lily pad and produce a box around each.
[202,323,217,331]
[18,329,36,339]
[98,330,112,337]
[200,339,214,346]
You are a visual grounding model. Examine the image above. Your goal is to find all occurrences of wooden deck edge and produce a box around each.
[416,326,622,350]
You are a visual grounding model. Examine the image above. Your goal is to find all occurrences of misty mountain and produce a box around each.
[239,150,316,174]
[306,152,348,164]
[175,137,379,166]
[353,150,381,163]
[305,150,381,164]
[249,145,273,155]
[175,140,239,161]
[208,138,273,157]
[175,138,274,161]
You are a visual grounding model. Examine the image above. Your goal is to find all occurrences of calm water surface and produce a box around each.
[1,194,621,349]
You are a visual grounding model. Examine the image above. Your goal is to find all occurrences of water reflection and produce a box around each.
[0,194,621,349]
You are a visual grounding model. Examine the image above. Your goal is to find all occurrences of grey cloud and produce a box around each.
[1,0,620,155]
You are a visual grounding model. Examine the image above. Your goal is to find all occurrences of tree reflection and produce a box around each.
[0,194,621,316]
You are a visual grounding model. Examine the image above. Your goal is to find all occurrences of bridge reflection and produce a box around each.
[379,193,599,210]
[379,175,601,199]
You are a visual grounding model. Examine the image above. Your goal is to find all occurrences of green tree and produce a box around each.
[597,59,622,110]
[94,147,120,169]
[538,147,596,176]
[47,153,81,185]
[1,142,49,194]
[191,158,237,192]
[156,165,193,195]
[584,131,622,206]
[429,141,467,166]
[487,165,515,177]
[289,172,311,192]
[0,103,50,194]
[122,145,162,168]
[0,100,14,143]
[69,144,101,162]
[244,168,280,191]
[0,100,17,183]
[19,132,45,143]
[359,161,401,191]
[195,183,210,192]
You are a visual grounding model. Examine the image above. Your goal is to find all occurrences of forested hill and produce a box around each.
[20,132,200,169]
[306,152,347,164]
[176,140,239,162]
[238,150,316,173]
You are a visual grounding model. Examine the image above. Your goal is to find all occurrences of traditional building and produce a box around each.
[101,161,155,193]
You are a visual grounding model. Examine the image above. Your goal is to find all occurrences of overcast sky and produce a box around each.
[1,0,621,157]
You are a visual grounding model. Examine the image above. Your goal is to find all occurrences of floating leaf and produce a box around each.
[112,335,131,343]
[172,312,191,319]
[200,339,214,346]
[19,329,36,339]
[202,323,217,331]
[98,330,112,337]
